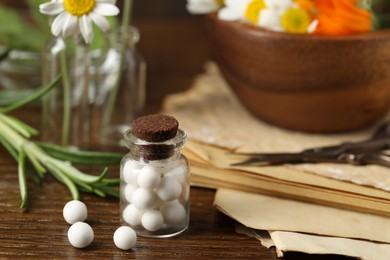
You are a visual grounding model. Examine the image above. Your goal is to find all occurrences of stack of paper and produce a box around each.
[162,63,390,257]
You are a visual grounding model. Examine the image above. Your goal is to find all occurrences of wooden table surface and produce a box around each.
[0,2,353,258]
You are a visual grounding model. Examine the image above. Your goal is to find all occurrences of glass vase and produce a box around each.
[41,35,98,148]
[41,27,146,148]
[91,26,146,146]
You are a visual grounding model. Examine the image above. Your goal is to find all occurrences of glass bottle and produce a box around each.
[91,26,146,146]
[41,35,100,148]
[41,26,146,148]
[120,124,190,238]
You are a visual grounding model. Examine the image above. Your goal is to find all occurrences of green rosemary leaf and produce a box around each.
[92,183,119,198]
[18,148,28,209]
[100,178,121,186]
[0,114,38,138]
[73,180,94,192]
[35,142,123,166]
[28,165,43,186]
[0,135,42,185]
[49,160,109,184]
[46,162,79,200]
[0,135,18,160]
[25,150,46,178]
[92,188,106,198]
[0,75,61,113]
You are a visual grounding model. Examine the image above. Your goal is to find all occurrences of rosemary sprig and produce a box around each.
[0,77,122,209]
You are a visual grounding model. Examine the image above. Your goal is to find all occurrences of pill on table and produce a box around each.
[67,222,94,248]
[113,226,137,250]
[63,200,88,224]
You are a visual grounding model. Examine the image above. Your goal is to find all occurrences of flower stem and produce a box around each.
[102,0,133,128]
[59,49,71,146]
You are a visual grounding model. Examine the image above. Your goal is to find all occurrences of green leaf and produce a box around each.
[0,134,18,160]
[35,141,123,166]
[25,149,46,178]
[18,148,28,209]
[46,162,79,200]
[0,114,38,138]
[0,75,61,113]
[48,159,109,184]
[92,183,119,198]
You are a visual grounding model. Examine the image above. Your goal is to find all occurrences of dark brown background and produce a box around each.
[0,1,354,259]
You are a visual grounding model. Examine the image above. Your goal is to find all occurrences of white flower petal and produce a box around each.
[62,14,78,38]
[90,12,110,32]
[79,15,93,44]
[51,12,68,36]
[93,3,120,16]
[218,8,241,21]
[186,0,220,14]
[39,2,64,15]
[258,9,284,32]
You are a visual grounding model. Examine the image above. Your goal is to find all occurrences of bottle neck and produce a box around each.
[124,128,187,162]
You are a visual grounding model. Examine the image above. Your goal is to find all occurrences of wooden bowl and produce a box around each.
[204,13,390,133]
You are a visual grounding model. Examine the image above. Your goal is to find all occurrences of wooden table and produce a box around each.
[0,5,352,259]
[0,139,351,259]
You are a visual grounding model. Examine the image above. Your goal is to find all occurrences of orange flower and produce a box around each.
[313,0,373,35]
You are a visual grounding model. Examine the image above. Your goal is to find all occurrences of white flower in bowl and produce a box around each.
[218,0,252,21]
[187,0,223,14]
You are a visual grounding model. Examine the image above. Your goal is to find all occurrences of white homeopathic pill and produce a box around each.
[124,184,138,203]
[156,176,182,201]
[165,166,186,184]
[63,200,88,224]
[132,188,158,210]
[113,226,137,250]
[123,204,143,226]
[160,200,187,226]
[138,166,161,189]
[141,210,164,231]
[67,222,94,248]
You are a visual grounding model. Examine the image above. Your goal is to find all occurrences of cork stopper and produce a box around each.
[132,114,179,142]
[131,114,179,161]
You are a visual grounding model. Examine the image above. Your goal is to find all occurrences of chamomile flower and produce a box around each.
[244,0,266,25]
[265,0,296,14]
[39,0,120,44]
[281,7,311,33]
[218,0,252,21]
[186,0,224,14]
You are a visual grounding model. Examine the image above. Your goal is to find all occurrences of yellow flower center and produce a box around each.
[214,0,225,7]
[64,0,95,17]
[281,8,311,34]
[245,0,266,25]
